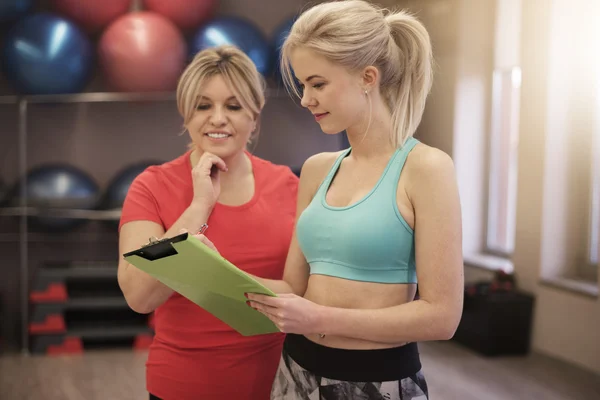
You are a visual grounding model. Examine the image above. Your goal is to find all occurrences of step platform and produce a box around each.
[30,308,154,355]
[31,326,154,355]
[30,262,119,303]
[29,297,130,334]
[29,262,154,355]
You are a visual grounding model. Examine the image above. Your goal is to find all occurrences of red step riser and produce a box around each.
[46,337,83,355]
[30,283,68,303]
[29,314,66,334]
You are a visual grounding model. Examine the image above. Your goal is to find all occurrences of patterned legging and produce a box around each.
[271,335,429,400]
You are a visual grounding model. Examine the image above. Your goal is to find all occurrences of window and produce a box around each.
[584,88,600,278]
[458,0,521,271]
[486,67,521,256]
[580,12,600,281]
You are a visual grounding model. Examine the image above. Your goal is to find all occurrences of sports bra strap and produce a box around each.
[316,147,352,195]
[385,137,419,187]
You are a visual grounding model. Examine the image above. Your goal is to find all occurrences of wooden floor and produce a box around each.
[1,341,599,400]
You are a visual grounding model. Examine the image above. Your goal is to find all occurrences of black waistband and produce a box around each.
[283,334,421,382]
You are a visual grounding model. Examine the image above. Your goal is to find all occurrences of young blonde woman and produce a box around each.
[117,45,299,400]
[242,1,464,398]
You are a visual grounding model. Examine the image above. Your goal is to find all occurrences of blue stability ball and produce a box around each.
[1,13,94,95]
[19,164,100,231]
[0,177,8,207]
[190,17,271,76]
[271,17,295,82]
[104,161,161,210]
[0,0,33,25]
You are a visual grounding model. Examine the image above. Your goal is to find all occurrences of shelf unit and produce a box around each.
[0,207,121,220]
[2,91,186,355]
[0,86,290,105]
[0,92,175,354]
[0,83,345,355]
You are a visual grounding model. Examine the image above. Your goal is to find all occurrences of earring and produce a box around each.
[364,89,368,95]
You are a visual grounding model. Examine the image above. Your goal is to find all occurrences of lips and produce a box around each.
[205,132,231,139]
[314,112,329,121]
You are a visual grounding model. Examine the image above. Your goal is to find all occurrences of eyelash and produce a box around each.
[300,83,325,90]
[196,104,242,111]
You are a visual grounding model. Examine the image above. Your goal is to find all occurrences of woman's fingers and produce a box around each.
[195,152,228,174]
[194,233,219,253]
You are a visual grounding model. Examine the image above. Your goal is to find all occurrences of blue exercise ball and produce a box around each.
[1,13,94,95]
[290,166,301,178]
[0,0,32,25]
[271,17,295,83]
[190,17,271,76]
[0,177,9,207]
[102,161,161,229]
[16,164,100,231]
[104,161,161,210]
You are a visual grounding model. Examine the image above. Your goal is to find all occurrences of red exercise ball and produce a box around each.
[51,0,132,34]
[98,12,186,92]
[142,0,216,32]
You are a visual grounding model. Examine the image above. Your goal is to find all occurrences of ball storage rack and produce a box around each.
[0,93,174,355]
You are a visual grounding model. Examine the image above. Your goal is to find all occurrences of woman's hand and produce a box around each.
[191,232,220,255]
[192,152,228,208]
[246,293,325,335]
[178,228,221,254]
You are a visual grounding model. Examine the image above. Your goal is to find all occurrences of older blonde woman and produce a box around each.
[117,45,299,400]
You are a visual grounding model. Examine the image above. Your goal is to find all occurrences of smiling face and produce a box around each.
[185,74,256,159]
[290,47,367,135]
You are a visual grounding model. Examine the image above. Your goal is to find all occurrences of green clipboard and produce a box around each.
[123,232,280,336]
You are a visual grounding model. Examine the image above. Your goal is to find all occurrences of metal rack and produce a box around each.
[0,86,316,354]
[1,91,185,354]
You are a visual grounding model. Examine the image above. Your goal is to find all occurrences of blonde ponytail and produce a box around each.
[384,12,433,147]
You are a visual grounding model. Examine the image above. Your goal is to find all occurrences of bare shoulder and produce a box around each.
[299,151,345,193]
[404,142,456,190]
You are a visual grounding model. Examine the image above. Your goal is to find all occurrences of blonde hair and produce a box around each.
[280,0,433,148]
[177,45,266,144]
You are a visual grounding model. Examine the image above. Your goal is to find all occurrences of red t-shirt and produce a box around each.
[119,150,299,400]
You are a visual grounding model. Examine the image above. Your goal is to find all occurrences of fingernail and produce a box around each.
[246,301,252,307]
[244,293,249,298]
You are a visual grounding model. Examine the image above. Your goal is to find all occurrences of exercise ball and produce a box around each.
[0,0,33,25]
[271,17,295,83]
[98,12,186,92]
[0,177,9,207]
[102,161,161,229]
[16,164,100,231]
[1,13,94,95]
[142,0,216,32]
[190,17,271,76]
[50,0,132,34]
[103,161,161,210]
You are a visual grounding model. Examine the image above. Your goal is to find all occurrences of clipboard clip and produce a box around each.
[144,236,163,247]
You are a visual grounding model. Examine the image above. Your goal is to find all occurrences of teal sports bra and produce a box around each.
[296,137,419,284]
